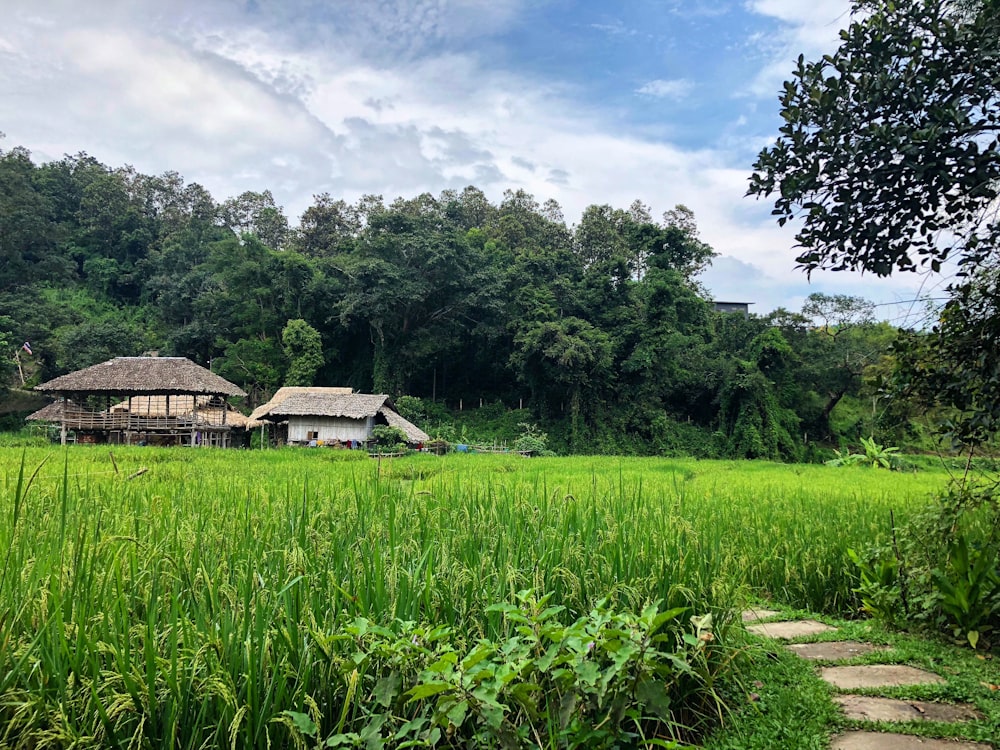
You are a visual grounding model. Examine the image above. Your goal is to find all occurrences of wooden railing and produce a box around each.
[61,408,231,432]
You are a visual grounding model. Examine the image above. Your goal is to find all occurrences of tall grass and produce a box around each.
[0,448,947,747]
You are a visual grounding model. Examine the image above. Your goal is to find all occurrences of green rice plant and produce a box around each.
[0,447,948,748]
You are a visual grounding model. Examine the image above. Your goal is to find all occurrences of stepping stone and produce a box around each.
[786,641,887,660]
[831,730,992,749]
[835,695,983,723]
[821,665,945,690]
[746,619,837,639]
[741,608,781,622]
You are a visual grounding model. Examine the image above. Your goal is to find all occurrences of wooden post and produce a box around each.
[60,396,67,446]
[13,348,24,386]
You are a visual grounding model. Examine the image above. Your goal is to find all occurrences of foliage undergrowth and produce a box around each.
[281,592,735,749]
[849,473,1000,648]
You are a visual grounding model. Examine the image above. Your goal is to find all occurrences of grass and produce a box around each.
[0,447,953,748]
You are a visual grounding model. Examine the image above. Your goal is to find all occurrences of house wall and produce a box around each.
[287,416,373,443]
[712,302,750,317]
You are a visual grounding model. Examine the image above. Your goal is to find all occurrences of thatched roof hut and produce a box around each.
[251,389,430,444]
[265,393,392,420]
[36,357,246,397]
[248,386,353,425]
[34,357,246,446]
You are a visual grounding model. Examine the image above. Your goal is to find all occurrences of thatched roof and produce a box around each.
[109,395,250,428]
[26,400,70,422]
[36,357,246,397]
[379,406,430,443]
[248,386,354,423]
[250,388,430,443]
[266,393,390,420]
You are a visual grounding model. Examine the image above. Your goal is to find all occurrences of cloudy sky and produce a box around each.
[0,0,943,320]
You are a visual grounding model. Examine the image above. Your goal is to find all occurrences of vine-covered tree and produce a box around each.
[282,318,324,386]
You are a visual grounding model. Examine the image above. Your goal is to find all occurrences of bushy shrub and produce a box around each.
[849,479,1000,648]
[372,425,408,452]
[279,591,739,748]
[513,423,553,456]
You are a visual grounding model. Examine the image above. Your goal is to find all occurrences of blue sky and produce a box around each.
[0,0,939,322]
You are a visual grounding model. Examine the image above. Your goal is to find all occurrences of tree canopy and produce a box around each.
[749,0,1000,277]
[749,0,1000,447]
[0,135,910,456]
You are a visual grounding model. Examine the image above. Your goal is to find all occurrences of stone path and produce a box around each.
[741,609,991,749]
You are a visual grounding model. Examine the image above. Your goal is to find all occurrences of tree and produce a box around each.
[336,198,492,395]
[799,293,886,428]
[214,337,284,405]
[748,0,1000,639]
[510,316,613,447]
[748,0,1000,445]
[53,318,145,373]
[749,0,1000,278]
[295,193,359,257]
[717,326,803,460]
[282,318,324,386]
[658,205,716,280]
[0,146,64,292]
[219,190,289,250]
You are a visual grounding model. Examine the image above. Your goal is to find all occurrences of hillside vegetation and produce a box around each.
[1,143,921,457]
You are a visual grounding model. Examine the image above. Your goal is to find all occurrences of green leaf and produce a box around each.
[373,672,401,708]
[968,630,980,649]
[282,710,318,738]
[405,681,453,702]
[446,699,469,727]
[395,716,427,739]
[636,678,672,721]
[326,733,360,747]
[360,715,387,750]
[651,607,689,631]
[575,660,600,686]
[461,642,494,671]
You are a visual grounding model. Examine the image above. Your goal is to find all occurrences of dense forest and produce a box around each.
[1,141,913,456]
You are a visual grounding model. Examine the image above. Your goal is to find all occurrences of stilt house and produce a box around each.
[34,357,247,446]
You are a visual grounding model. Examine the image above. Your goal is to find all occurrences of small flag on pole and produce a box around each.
[21,342,32,355]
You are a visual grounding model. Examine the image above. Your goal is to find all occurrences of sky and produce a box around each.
[0,0,946,322]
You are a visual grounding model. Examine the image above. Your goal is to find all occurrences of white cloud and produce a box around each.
[636,78,693,99]
[743,0,854,97]
[0,0,930,317]
[590,21,638,37]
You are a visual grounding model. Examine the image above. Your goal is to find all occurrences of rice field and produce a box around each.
[0,447,950,748]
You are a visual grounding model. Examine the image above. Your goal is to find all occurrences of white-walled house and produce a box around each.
[249,388,429,446]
